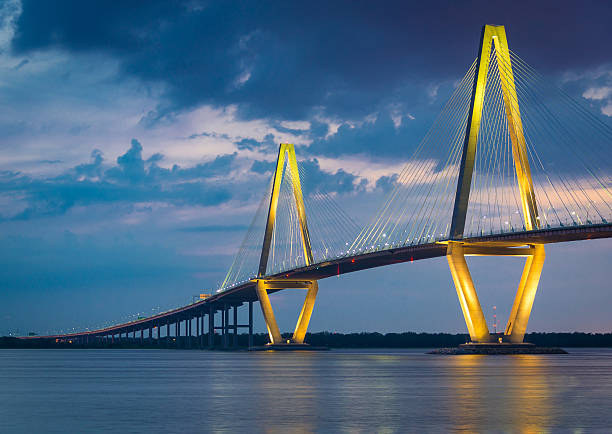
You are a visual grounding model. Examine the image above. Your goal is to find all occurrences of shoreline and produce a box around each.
[4,331,612,349]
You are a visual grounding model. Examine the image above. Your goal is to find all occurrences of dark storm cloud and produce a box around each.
[298,159,368,195]
[177,224,249,233]
[248,156,367,195]
[0,140,373,221]
[0,141,238,220]
[13,0,611,121]
[235,133,275,152]
[305,112,422,158]
[376,174,400,193]
[250,160,275,175]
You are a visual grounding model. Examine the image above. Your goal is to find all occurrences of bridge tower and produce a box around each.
[254,143,319,345]
[447,25,545,344]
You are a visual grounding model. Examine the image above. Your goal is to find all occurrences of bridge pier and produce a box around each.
[187,318,191,349]
[196,314,200,349]
[223,304,229,348]
[208,306,214,347]
[255,279,319,345]
[505,244,546,343]
[248,301,253,348]
[233,305,238,347]
[166,322,170,348]
[202,312,206,349]
[446,241,545,343]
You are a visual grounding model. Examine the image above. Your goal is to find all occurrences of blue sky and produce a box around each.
[1,0,611,336]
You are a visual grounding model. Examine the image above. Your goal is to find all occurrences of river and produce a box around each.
[1,348,611,432]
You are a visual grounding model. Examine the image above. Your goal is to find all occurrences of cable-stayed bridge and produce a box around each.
[24,25,612,348]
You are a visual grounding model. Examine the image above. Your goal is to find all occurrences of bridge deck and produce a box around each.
[21,223,612,340]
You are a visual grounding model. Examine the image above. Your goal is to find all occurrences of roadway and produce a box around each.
[20,222,612,341]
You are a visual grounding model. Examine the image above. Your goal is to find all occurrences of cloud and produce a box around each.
[0,138,387,222]
[306,112,425,159]
[177,224,249,233]
[0,141,241,220]
[564,66,612,117]
[0,0,20,52]
[583,86,612,101]
[235,133,276,152]
[14,0,612,122]
[280,120,310,131]
[108,139,146,183]
[251,160,275,174]
[584,84,612,117]
[375,174,399,193]
[299,159,368,195]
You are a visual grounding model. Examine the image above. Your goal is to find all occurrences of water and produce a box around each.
[1,348,612,433]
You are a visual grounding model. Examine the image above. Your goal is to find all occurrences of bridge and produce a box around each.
[22,25,612,349]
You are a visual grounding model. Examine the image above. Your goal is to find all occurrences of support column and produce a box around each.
[447,242,492,343]
[255,280,282,344]
[223,304,229,348]
[196,313,200,348]
[505,244,546,343]
[293,281,318,344]
[209,307,214,347]
[233,305,238,347]
[166,322,170,348]
[200,313,204,349]
[175,321,179,348]
[185,318,191,348]
[140,329,144,345]
[248,301,253,348]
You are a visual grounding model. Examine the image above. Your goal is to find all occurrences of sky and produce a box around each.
[1,0,611,336]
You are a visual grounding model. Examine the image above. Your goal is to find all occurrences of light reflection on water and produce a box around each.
[447,355,555,433]
[1,348,612,432]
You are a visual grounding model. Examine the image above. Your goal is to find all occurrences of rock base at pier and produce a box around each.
[429,342,567,355]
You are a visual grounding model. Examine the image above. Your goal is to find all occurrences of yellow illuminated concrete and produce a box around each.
[292,281,318,344]
[254,279,318,345]
[447,241,545,343]
[491,26,539,230]
[255,144,319,345]
[447,241,491,342]
[450,24,539,239]
[256,279,283,344]
[505,244,545,342]
[258,143,313,277]
[447,25,545,343]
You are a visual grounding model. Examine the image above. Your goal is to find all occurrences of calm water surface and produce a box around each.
[1,348,612,433]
